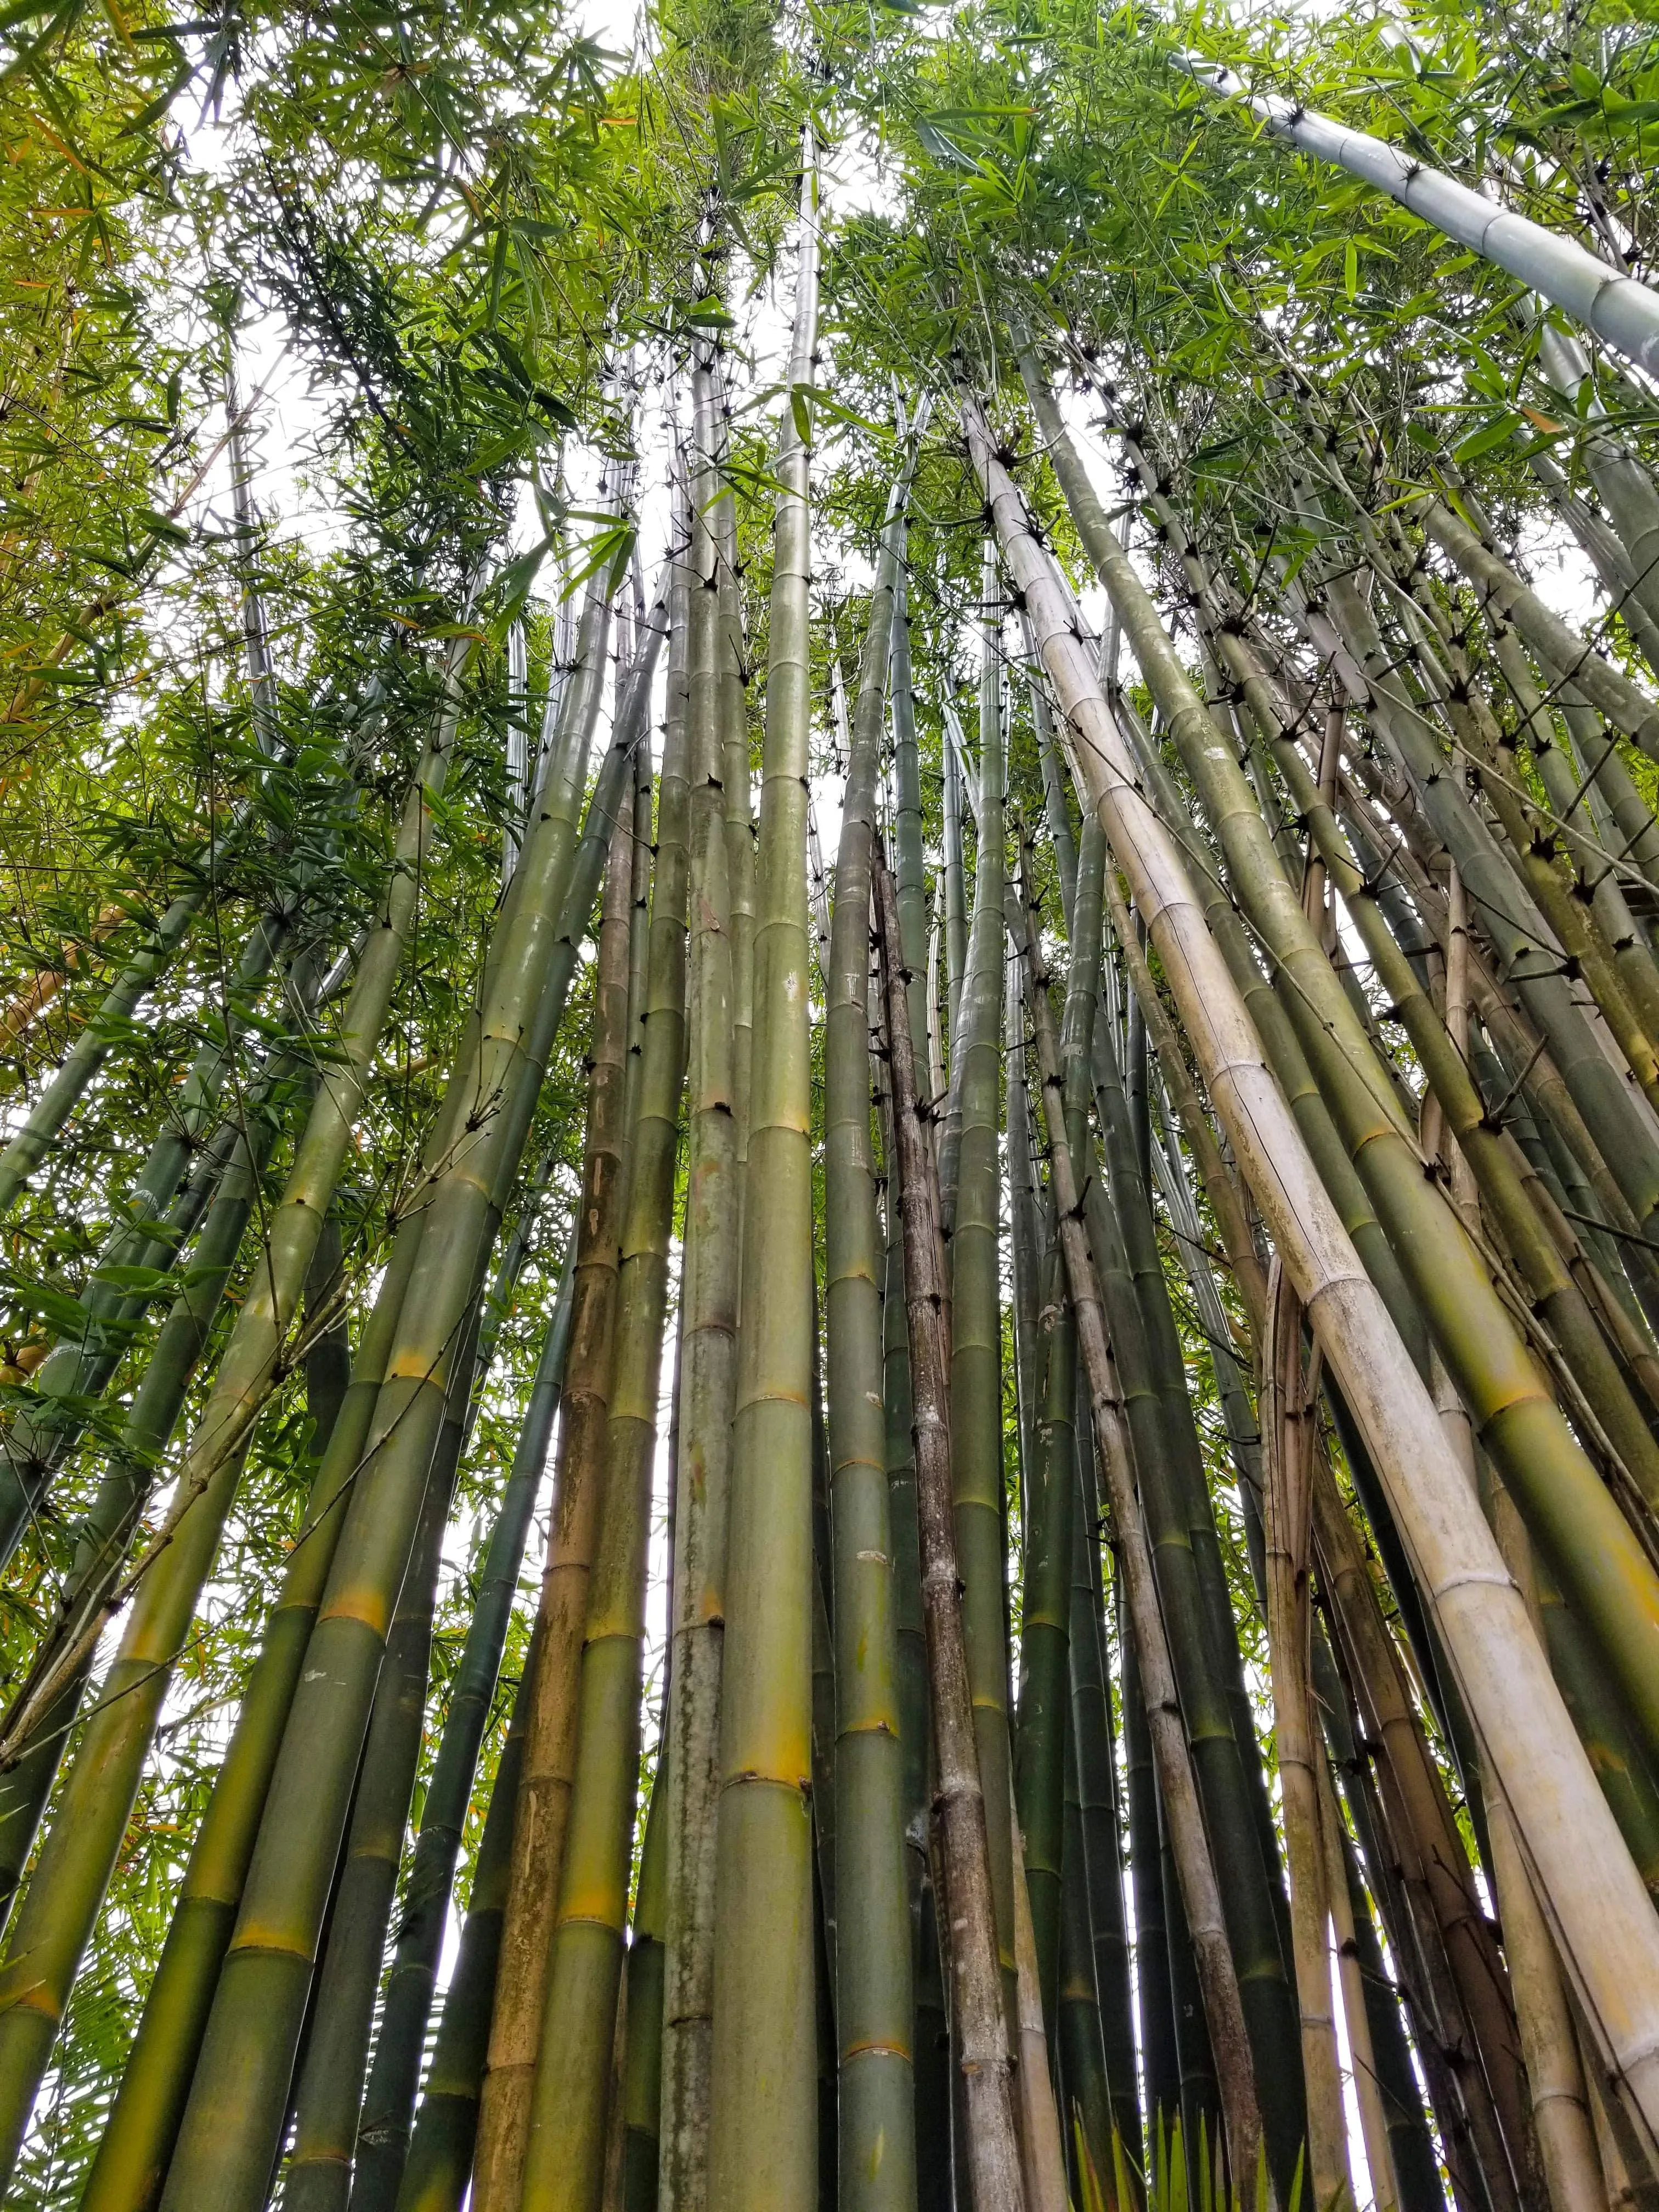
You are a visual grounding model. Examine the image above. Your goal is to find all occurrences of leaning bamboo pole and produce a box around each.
[962,386,1659,2151]
[823,415,921,2212]
[874,840,1027,2212]
[1183,52,1659,380]
[705,142,823,2212]
[155,520,626,2212]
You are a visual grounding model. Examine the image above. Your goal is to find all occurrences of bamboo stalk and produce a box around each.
[706,144,825,2212]
[962,388,1659,2154]
[1012,888,1265,2195]
[622,1749,669,2212]
[656,354,744,2212]
[874,839,1027,2212]
[1261,1265,1354,2211]
[822,407,921,2210]
[347,1245,577,2212]
[156,526,628,2212]
[468,595,678,2212]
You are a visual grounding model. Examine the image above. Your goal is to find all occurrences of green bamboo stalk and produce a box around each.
[622,1749,669,2212]
[393,1623,541,2212]
[942,706,968,1048]
[823,413,921,2212]
[706,144,825,2212]
[1057,1711,1113,2191]
[873,841,1027,2211]
[1012,885,1263,2192]
[888,516,936,1069]
[1006,946,1045,1510]
[347,1241,577,2212]
[283,1391,462,2212]
[0,899,294,1568]
[0,1055,298,1928]
[509,570,687,2212]
[1119,1585,1180,2159]
[472,601,676,2212]
[155,529,627,2212]
[1069,1404,1138,2162]
[281,1144,562,2212]
[656,355,744,2212]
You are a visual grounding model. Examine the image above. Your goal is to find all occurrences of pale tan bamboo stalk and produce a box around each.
[962,391,1659,2152]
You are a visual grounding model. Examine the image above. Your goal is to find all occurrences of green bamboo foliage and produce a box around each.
[824,419,921,2210]
[155,524,624,2212]
[705,141,823,2212]
[946,540,1018,2045]
[657,352,743,2212]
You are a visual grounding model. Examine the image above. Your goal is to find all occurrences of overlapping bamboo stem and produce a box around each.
[0,1045,300,1922]
[822,420,919,2209]
[1068,1412,1139,2164]
[156,528,625,2212]
[706,144,823,2211]
[890,532,935,1064]
[1011,883,1263,2194]
[1013,830,1097,2039]
[873,840,1026,2212]
[656,354,744,2212]
[1007,949,1046,1508]
[1260,1265,1353,2212]
[939,538,1019,2056]
[0,898,295,1567]
[393,1623,543,2212]
[1119,1593,1180,2156]
[963,387,1659,2152]
[1012,1792,1069,2212]
[348,1245,577,2212]
[284,1397,461,2212]
[467,598,676,2212]
[1056,1709,1114,2192]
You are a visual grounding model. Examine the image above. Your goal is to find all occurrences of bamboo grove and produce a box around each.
[20,0,1659,2205]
